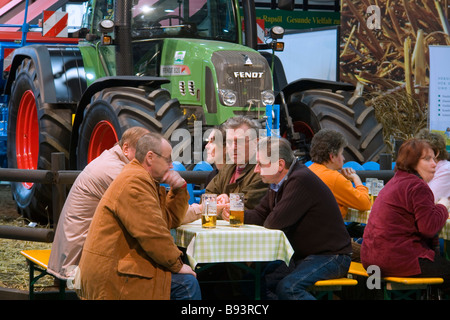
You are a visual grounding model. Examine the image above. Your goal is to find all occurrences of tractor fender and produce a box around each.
[69,76,171,169]
[5,45,57,103]
[278,78,355,99]
[5,44,87,104]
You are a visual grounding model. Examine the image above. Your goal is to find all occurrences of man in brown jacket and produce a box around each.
[48,126,149,280]
[77,132,201,300]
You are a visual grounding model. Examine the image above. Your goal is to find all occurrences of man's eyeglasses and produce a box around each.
[152,151,172,164]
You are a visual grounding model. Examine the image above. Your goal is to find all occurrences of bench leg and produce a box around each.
[28,263,48,300]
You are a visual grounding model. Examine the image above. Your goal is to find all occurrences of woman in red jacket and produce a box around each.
[361,139,450,284]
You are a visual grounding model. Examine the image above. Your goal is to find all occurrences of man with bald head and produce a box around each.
[77,132,200,300]
[48,126,149,280]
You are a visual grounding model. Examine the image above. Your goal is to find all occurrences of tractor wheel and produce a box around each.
[76,87,186,169]
[7,58,72,223]
[280,89,386,163]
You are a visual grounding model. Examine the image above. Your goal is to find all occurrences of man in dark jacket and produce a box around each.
[224,136,352,300]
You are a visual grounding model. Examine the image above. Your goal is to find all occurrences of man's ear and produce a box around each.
[145,151,153,166]
[122,142,130,157]
[279,159,285,172]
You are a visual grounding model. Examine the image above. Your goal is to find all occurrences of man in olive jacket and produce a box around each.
[205,116,268,212]
[77,133,200,300]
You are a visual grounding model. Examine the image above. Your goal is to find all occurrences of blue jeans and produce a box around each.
[170,273,202,300]
[264,254,351,300]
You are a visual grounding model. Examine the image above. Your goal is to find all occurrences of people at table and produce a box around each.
[47,126,149,280]
[76,132,201,300]
[183,126,227,223]
[205,115,268,213]
[361,139,450,288]
[308,129,371,219]
[415,129,450,201]
[223,136,352,300]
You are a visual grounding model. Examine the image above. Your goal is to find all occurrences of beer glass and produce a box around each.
[229,193,244,227]
[201,194,217,228]
[366,178,377,205]
[372,181,384,204]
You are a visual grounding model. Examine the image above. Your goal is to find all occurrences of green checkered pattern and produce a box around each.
[346,209,450,240]
[175,220,294,268]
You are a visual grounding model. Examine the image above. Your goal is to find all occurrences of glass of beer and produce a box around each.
[365,178,377,205]
[201,194,217,228]
[229,193,244,227]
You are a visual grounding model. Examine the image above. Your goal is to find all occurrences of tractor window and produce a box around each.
[131,0,237,43]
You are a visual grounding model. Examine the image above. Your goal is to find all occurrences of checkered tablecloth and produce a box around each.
[175,220,294,268]
[346,208,450,240]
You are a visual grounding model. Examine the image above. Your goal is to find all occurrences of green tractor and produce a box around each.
[5,0,385,222]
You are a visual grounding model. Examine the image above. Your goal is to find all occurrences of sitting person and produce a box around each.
[204,125,227,185]
[415,129,450,201]
[47,126,149,280]
[361,139,450,286]
[308,129,371,219]
[205,116,268,213]
[223,136,352,300]
[183,126,227,223]
[77,132,201,300]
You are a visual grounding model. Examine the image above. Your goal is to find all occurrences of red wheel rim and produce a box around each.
[87,120,118,163]
[292,121,315,140]
[16,90,39,189]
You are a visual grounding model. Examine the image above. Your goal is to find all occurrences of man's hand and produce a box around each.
[177,264,197,277]
[217,194,230,218]
[161,171,186,190]
[217,194,229,205]
[341,168,363,186]
[221,205,230,221]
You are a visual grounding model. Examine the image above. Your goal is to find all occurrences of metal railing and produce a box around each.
[0,152,211,243]
[0,152,395,243]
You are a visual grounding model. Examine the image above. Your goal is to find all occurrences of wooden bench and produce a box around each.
[310,277,358,300]
[349,261,444,300]
[20,249,67,300]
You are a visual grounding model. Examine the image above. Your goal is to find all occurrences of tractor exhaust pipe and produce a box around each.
[115,0,133,75]
[242,0,257,50]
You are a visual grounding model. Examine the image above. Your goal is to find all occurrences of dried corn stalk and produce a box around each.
[340,0,450,146]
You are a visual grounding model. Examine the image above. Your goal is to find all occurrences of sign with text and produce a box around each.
[429,46,450,151]
[250,9,340,30]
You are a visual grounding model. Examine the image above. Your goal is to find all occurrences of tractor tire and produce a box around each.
[281,89,386,163]
[7,58,72,223]
[76,87,187,169]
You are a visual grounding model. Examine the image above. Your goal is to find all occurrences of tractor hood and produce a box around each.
[159,38,273,116]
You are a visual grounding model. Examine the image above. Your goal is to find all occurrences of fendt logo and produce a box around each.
[233,71,264,79]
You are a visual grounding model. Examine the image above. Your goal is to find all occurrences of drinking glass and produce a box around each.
[229,193,244,227]
[201,194,217,228]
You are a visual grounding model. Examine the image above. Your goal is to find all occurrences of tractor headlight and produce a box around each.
[261,90,275,106]
[219,89,237,106]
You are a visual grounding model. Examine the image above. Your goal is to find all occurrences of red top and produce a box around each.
[361,170,448,277]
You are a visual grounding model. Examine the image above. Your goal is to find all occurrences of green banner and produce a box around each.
[254,9,340,30]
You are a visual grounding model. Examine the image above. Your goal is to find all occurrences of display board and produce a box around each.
[261,27,338,83]
[429,46,450,152]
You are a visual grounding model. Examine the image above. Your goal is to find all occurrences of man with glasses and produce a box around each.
[48,126,149,281]
[76,132,201,300]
